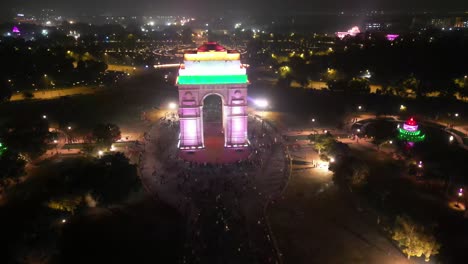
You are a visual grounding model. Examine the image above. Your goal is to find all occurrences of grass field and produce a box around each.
[0,72,177,135]
[10,86,103,101]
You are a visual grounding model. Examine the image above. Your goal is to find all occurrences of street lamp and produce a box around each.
[67,126,72,130]
[454,113,459,117]
[418,161,423,168]
[254,99,269,108]
[389,140,393,144]
[42,115,47,119]
[168,102,177,110]
[98,150,103,158]
[456,188,464,207]
[400,105,406,111]
[311,118,316,123]
[358,105,362,110]
[449,135,454,143]
[168,102,178,120]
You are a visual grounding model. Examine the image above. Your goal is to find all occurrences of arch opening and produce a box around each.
[202,94,225,154]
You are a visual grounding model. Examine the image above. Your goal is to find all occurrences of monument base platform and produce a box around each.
[178,122,250,164]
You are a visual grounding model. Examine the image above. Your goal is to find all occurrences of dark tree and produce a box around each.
[327,79,348,92]
[92,123,121,149]
[0,83,12,103]
[93,153,140,204]
[348,78,370,94]
[0,149,26,180]
[0,116,50,159]
[181,27,194,44]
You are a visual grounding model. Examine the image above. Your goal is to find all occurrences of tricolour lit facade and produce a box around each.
[177,42,249,149]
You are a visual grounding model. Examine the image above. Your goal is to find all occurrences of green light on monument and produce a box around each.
[178,75,248,85]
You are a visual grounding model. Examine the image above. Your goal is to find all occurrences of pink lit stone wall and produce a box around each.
[178,85,248,149]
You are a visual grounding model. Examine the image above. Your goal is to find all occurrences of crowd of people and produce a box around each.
[138,113,290,263]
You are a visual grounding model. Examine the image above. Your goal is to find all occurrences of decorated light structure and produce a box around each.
[397,117,425,143]
[0,142,6,156]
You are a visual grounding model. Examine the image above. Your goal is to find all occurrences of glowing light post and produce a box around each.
[168,102,178,121]
[417,161,423,168]
[417,160,424,177]
[53,139,58,154]
[456,188,464,208]
[66,126,72,144]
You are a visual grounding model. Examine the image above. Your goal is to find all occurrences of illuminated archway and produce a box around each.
[177,42,249,149]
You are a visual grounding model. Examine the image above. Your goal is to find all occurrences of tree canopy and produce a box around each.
[392,215,440,262]
[0,116,50,159]
[0,148,26,181]
[92,123,121,150]
[0,84,12,103]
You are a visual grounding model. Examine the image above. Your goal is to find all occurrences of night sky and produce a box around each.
[2,0,468,15]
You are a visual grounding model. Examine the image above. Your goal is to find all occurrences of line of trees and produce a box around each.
[0,37,108,102]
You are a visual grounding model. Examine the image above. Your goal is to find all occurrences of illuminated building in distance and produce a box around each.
[386,34,399,41]
[335,26,360,39]
[177,42,249,150]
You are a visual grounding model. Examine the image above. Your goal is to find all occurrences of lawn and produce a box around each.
[0,155,184,263]
[267,164,410,264]
[0,72,178,133]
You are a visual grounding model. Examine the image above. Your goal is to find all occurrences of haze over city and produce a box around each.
[2,0,468,15]
[0,0,467,264]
